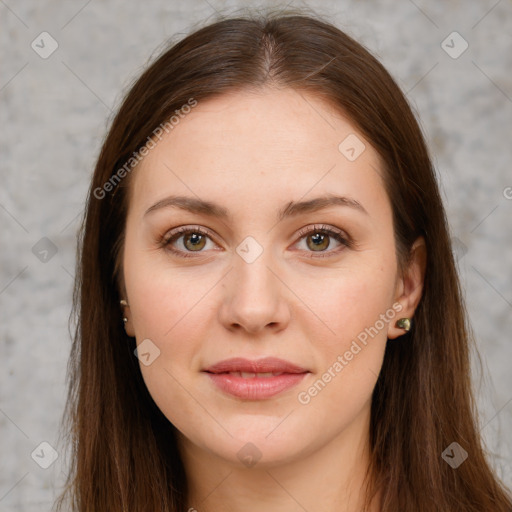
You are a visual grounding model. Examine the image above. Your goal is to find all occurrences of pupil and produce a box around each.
[313,233,325,245]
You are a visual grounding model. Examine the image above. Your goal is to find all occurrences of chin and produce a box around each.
[195,422,314,469]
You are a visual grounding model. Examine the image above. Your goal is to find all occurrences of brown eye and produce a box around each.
[295,224,351,258]
[162,226,216,258]
[306,232,331,251]
[182,232,207,251]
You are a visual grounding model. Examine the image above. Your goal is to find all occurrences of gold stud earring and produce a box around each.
[396,318,411,331]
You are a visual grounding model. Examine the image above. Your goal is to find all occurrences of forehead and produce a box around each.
[128,87,389,221]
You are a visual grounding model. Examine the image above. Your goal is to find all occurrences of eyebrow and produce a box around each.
[144,194,368,221]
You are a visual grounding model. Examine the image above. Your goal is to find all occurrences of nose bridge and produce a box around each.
[219,238,289,333]
[233,241,278,306]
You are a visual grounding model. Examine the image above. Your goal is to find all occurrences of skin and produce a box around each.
[120,87,426,512]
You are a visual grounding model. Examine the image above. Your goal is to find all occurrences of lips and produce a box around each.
[203,357,310,400]
[203,357,309,375]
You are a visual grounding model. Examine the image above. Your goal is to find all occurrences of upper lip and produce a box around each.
[203,357,309,374]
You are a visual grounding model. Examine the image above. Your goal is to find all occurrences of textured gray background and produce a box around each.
[1,1,511,510]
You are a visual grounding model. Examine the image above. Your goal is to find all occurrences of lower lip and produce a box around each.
[205,372,308,400]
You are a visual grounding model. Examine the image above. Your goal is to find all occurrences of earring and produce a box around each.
[120,300,129,325]
[396,318,411,331]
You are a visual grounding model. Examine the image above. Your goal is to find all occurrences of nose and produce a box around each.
[218,247,291,335]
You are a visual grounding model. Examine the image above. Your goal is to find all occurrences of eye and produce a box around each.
[161,226,218,258]
[294,224,351,258]
[161,224,352,259]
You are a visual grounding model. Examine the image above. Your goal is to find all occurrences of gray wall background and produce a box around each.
[1,0,511,510]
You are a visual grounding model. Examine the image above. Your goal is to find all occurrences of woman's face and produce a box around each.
[121,87,412,467]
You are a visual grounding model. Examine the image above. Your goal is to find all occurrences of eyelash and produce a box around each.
[160,224,352,259]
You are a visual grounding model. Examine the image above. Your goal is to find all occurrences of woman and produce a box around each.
[54,10,512,512]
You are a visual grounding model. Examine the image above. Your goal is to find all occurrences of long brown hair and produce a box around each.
[54,8,512,512]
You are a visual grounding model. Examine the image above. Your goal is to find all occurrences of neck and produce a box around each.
[178,403,380,512]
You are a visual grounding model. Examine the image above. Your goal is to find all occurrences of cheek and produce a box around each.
[296,257,396,411]
[122,246,217,412]
[126,268,206,430]
[124,239,211,339]
[306,257,397,347]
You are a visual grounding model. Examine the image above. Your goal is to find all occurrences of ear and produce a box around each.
[387,236,427,339]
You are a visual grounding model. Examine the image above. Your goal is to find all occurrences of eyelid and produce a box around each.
[162,225,215,245]
[295,224,352,246]
[160,225,220,258]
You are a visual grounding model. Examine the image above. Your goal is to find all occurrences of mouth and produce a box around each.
[203,357,310,400]
[213,371,288,378]
[203,356,309,374]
